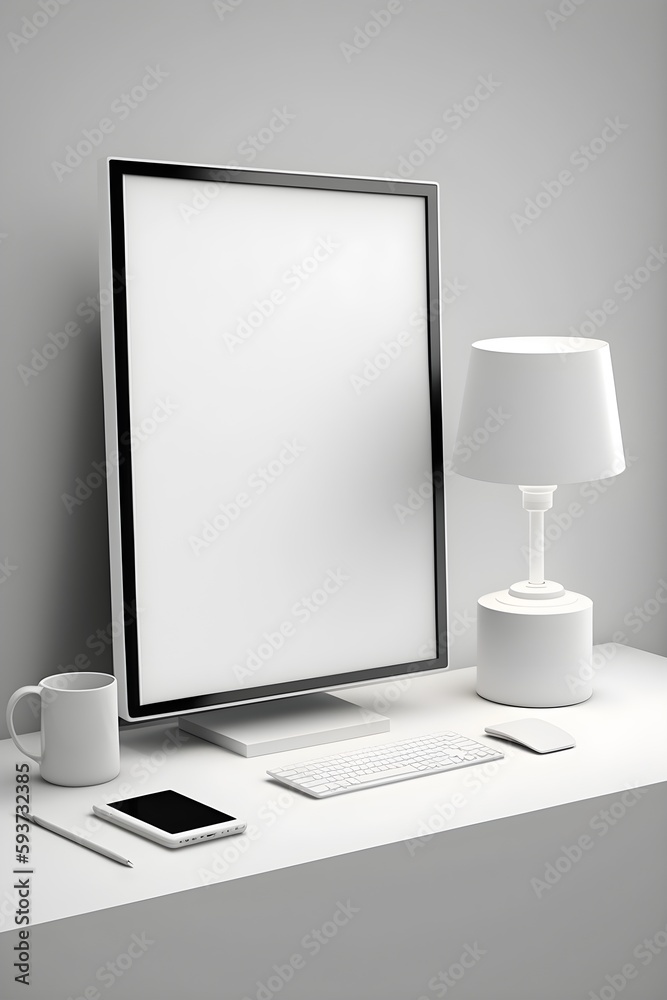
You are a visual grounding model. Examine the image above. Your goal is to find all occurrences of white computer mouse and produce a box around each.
[484,718,575,754]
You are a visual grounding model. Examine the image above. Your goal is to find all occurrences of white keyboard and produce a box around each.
[267,731,504,797]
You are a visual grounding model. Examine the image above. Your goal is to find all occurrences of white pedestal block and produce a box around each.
[476,589,593,707]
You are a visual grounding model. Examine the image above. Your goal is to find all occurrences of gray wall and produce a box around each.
[2,0,666,738]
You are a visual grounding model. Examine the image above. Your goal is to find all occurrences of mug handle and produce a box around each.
[6,687,43,763]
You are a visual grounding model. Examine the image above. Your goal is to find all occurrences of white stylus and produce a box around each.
[26,813,133,867]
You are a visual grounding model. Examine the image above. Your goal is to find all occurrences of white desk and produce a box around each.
[1,644,666,1000]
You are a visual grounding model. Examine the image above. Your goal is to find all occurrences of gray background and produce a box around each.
[2,0,666,738]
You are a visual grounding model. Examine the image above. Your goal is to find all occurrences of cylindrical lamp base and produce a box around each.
[476,590,593,707]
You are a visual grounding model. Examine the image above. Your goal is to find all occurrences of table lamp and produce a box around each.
[455,337,624,707]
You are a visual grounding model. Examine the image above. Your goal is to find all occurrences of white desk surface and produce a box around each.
[1,643,666,929]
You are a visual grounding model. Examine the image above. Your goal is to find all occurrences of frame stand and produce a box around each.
[178,692,390,757]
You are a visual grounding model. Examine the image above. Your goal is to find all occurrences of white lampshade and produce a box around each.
[455,337,624,485]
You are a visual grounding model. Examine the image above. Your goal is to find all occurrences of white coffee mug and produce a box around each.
[6,672,120,786]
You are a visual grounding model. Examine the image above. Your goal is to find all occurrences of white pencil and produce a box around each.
[26,813,133,867]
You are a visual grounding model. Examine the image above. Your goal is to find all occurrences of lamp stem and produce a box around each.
[528,509,544,585]
[519,486,557,588]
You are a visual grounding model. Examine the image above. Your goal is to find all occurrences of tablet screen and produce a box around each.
[107,790,235,833]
